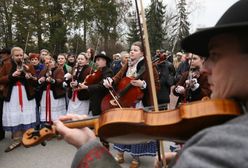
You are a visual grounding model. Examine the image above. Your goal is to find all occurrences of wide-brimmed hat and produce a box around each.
[181,0,248,57]
[94,53,112,63]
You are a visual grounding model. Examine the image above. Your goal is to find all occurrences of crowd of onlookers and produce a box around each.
[0,46,210,166]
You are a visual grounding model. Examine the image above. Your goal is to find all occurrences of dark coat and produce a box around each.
[68,65,91,100]
[113,59,160,107]
[173,71,211,104]
[156,61,175,104]
[111,60,122,75]
[0,60,37,101]
[88,67,113,116]
[39,66,65,99]
[175,60,190,83]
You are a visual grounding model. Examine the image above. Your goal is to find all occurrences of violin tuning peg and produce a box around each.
[41,141,47,146]
[44,123,52,130]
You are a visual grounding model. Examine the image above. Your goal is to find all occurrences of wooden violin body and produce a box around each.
[98,99,241,144]
[84,70,102,86]
[101,76,144,112]
[22,99,241,147]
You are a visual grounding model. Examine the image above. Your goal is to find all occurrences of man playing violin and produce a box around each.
[66,53,92,116]
[77,53,113,116]
[0,47,37,152]
[54,1,248,167]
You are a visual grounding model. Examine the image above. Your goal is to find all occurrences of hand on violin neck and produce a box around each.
[59,113,89,121]
[54,114,96,149]
[54,120,96,149]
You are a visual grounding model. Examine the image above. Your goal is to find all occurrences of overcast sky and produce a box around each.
[144,0,239,32]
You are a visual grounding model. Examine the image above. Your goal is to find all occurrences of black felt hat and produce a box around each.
[181,0,248,57]
[94,53,112,63]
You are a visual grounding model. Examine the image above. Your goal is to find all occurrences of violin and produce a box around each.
[16,58,37,80]
[83,69,102,86]
[100,65,145,112]
[101,76,144,111]
[22,99,241,147]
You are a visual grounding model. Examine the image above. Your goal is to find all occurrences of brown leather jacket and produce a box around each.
[38,66,65,99]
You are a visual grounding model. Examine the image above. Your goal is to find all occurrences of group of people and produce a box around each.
[1,1,248,168]
[0,41,172,167]
[0,27,213,168]
[54,1,248,168]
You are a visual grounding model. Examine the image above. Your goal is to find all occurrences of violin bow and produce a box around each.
[135,0,166,166]
[184,53,194,102]
[134,0,159,110]
[24,32,30,54]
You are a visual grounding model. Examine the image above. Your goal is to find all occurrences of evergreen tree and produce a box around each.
[0,0,132,53]
[68,34,84,54]
[146,0,166,54]
[126,11,140,49]
[0,0,16,47]
[170,0,190,53]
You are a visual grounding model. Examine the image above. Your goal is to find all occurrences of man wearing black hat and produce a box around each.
[78,53,113,116]
[0,48,11,140]
[54,1,248,167]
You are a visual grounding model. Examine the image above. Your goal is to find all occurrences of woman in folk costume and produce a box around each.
[57,53,72,109]
[0,47,37,152]
[66,53,92,115]
[29,53,45,124]
[173,54,211,106]
[38,58,66,123]
[57,53,72,74]
[103,41,160,168]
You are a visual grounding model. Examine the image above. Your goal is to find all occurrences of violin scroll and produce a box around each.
[22,117,99,147]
